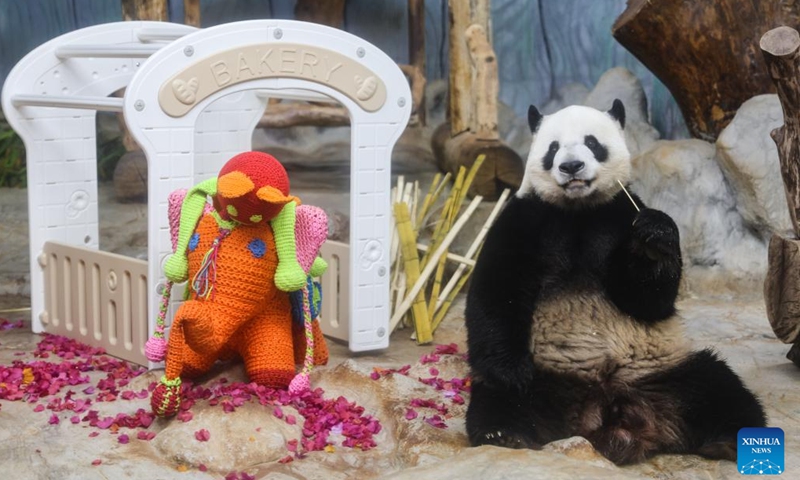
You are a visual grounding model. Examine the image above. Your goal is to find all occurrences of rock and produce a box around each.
[382,445,646,480]
[153,401,302,473]
[541,82,591,114]
[584,67,649,125]
[543,436,615,469]
[113,150,147,203]
[584,68,659,157]
[716,94,793,239]
[631,139,767,296]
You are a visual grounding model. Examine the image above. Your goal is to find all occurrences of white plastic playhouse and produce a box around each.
[1,20,411,366]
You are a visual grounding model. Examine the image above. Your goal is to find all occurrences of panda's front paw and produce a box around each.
[631,208,680,261]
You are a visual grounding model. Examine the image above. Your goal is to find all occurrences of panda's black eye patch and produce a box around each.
[584,135,608,163]
[542,141,559,170]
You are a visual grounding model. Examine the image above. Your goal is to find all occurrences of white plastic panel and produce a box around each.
[41,241,149,366]
[1,21,197,341]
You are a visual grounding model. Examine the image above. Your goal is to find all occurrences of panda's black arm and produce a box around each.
[605,198,682,323]
[465,198,540,390]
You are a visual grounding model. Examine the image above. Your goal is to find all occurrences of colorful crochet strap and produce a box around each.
[144,280,172,362]
[289,287,315,394]
[192,228,231,300]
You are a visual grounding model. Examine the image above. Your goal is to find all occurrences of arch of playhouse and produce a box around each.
[2,19,410,367]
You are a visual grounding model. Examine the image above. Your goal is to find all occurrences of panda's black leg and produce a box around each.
[466,369,587,449]
[640,348,766,460]
[588,349,766,465]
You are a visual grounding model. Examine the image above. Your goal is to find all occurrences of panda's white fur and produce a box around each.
[530,290,689,383]
[518,105,631,208]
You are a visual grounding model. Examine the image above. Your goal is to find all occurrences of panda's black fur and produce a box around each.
[464,101,766,465]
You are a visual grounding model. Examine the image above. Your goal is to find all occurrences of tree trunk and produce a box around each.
[294,0,346,28]
[761,26,800,238]
[448,0,472,136]
[764,234,800,345]
[184,0,200,27]
[613,0,800,140]
[761,25,800,369]
[121,0,168,21]
[465,24,498,140]
[408,0,426,126]
[258,103,350,128]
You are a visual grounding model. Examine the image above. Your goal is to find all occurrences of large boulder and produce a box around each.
[584,68,659,158]
[630,139,767,296]
[716,94,793,239]
[112,150,147,203]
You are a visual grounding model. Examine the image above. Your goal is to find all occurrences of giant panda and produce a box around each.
[464,100,766,465]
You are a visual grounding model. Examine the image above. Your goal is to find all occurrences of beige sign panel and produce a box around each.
[158,43,387,117]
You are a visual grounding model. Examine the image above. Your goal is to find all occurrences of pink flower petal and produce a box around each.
[91,459,102,466]
[48,414,59,425]
[136,431,156,441]
[404,408,418,420]
[285,414,296,425]
[118,434,129,444]
[195,428,210,442]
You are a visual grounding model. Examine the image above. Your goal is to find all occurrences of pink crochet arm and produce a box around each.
[294,205,328,273]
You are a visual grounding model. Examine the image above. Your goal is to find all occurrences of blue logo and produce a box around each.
[738,427,784,475]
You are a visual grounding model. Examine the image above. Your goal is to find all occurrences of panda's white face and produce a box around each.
[518,103,631,208]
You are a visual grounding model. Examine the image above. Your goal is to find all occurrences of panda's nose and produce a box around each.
[559,160,585,175]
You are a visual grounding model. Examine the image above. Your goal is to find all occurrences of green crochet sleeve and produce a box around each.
[164,178,217,283]
[271,201,307,292]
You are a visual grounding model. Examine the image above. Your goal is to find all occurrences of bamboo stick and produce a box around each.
[390,196,483,335]
[416,244,476,266]
[393,203,433,343]
[416,173,442,227]
[427,253,448,318]
[431,245,482,332]
[435,188,511,311]
[418,172,452,230]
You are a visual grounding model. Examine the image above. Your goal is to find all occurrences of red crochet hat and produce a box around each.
[216,151,297,225]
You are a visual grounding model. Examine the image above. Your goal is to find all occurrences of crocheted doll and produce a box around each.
[147,151,329,417]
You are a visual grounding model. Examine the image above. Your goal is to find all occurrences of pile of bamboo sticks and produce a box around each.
[389,155,512,344]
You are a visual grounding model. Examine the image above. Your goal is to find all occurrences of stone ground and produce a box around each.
[1,293,798,479]
[1,100,798,477]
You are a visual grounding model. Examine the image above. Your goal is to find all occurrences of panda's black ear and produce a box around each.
[528,105,543,133]
[608,99,626,129]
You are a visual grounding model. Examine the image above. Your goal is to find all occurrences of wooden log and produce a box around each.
[761,26,800,238]
[294,0,346,28]
[399,64,426,127]
[439,131,522,200]
[613,0,800,140]
[121,0,167,21]
[408,0,426,126]
[258,103,350,128]
[764,234,800,345]
[761,26,800,368]
[465,24,498,140]
[184,0,200,27]
[448,0,472,136]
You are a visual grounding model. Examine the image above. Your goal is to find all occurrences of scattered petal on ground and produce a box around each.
[194,429,210,442]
